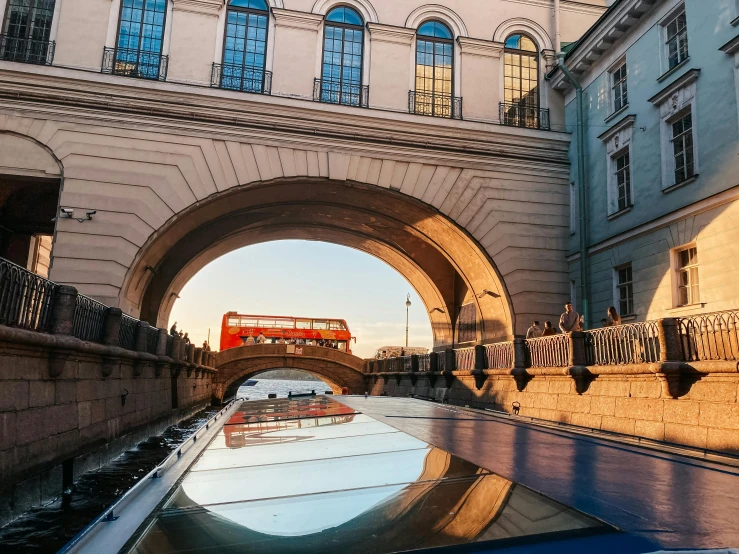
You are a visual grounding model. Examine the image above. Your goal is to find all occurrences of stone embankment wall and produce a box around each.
[0,325,215,526]
[368,372,739,454]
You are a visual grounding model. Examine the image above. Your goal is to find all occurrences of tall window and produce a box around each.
[413,20,456,118]
[0,0,55,64]
[611,62,628,112]
[503,34,541,129]
[113,0,167,79]
[665,10,688,70]
[616,265,634,316]
[672,110,694,184]
[675,246,699,306]
[318,6,364,106]
[615,151,632,211]
[221,0,269,94]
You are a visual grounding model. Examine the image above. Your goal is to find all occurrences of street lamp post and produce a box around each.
[405,293,411,348]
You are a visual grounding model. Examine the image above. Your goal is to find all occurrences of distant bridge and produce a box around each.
[213,344,367,401]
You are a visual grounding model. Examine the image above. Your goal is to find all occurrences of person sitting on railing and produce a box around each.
[256,332,266,344]
[559,302,582,334]
[542,321,556,336]
[526,321,543,339]
[169,321,178,337]
[183,332,190,344]
[603,306,622,327]
[244,335,255,346]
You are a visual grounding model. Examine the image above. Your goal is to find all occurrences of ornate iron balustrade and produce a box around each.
[0,257,57,331]
[386,357,403,372]
[118,314,138,351]
[586,322,661,365]
[679,310,739,362]
[147,326,160,354]
[437,351,448,372]
[101,47,168,81]
[211,63,272,95]
[313,78,369,108]
[418,353,430,372]
[499,102,550,131]
[72,295,107,342]
[409,90,462,120]
[454,347,475,370]
[485,341,514,369]
[401,356,413,372]
[0,35,55,65]
[526,334,569,368]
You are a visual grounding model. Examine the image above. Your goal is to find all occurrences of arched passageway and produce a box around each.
[214,344,367,402]
[122,179,515,349]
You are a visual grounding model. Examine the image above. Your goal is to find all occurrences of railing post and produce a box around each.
[569,331,588,366]
[513,338,528,369]
[156,329,168,356]
[658,317,684,362]
[444,349,455,371]
[102,307,122,346]
[134,321,150,353]
[172,337,183,360]
[429,352,439,372]
[50,285,78,336]
[474,345,486,371]
[411,354,419,372]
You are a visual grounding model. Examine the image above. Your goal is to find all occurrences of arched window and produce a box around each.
[219,0,270,94]
[411,20,457,118]
[502,34,542,129]
[0,0,55,64]
[110,0,168,80]
[317,6,365,107]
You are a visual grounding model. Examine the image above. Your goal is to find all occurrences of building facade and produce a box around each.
[0,0,607,347]
[551,0,739,327]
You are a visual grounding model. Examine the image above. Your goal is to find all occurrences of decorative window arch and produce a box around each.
[108,0,168,80]
[411,19,460,119]
[317,5,366,107]
[0,0,56,64]
[311,0,378,24]
[501,33,542,128]
[218,0,270,94]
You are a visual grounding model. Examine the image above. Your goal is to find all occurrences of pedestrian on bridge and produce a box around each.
[256,332,266,344]
[559,302,582,334]
[526,321,543,339]
[169,322,178,337]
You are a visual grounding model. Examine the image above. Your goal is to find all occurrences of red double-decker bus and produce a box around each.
[220,312,354,353]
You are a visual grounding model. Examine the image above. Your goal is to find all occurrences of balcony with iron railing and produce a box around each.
[0,35,54,65]
[409,90,462,120]
[313,79,368,108]
[101,47,168,81]
[212,63,272,95]
[499,102,550,131]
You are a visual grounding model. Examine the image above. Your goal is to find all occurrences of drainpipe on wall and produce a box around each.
[556,53,590,329]
[553,0,561,53]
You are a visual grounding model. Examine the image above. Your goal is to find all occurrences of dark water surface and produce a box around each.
[0,407,220,554]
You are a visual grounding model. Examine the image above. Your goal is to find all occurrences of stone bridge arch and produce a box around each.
[213,344,367,402]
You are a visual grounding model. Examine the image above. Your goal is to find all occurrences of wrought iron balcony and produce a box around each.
[101,47,168,81]
[0,35,54,65]
[499,102,550,130]
[408,90,462,120]
[313,79,369,108]
[211,63,272,95]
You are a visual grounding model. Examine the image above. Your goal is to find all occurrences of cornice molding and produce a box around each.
[171,0,224,15]
[648,68,701,106]
[457,37,503,58]
[272,8,323,31]
[598,114,636,141]
[367,23,416,45]
[719,34,739,56]
[503,0,607,17]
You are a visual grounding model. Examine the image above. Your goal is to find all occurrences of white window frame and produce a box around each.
[671,243,700,308]
[599,115,635,217]
[660,5,689,75]
[609,58,628,115]
[649,70,699,192]
[613,263,634,317]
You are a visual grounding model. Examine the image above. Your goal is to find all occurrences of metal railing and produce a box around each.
[418,353,430,372]
[485,341,514,369]
[409,90,462,120]
[101,47,168,81]
[386,357,403,372]
[526,334,569,368]
[437,351,448,372]
[118,314,138,350]
[72,295,107,343]
[586,322,661,365]
[0,35,55,65]
[211,63,271,95]
[401,356,413,372]
[454,347,475,370]
[147,326,160,354]
[0,257,57,331]
[313,78,369,108]
[679,310,739,362]
[499,102,550,131]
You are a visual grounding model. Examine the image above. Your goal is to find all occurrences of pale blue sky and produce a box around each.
[170,241,433,358]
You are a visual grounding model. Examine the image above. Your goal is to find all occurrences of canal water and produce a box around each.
[0,377,331,553]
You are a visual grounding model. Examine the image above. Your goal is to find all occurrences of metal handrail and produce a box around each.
[0,35,55,65]
[71,295,107,343]
[417,353,430,371]
[454,347,475,370]
[0,257,57,331]
[409,90,462,120]
[526,334,569,368]
[101,46,168,81]
[586,322,661,365]
[678,310,739,362]
[118,314,138,350]
[485,341,514,369]
[211,63,272,95]
[499,101,550,130]
[313,78,369,108]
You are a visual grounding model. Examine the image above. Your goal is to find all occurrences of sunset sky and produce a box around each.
[169,240,433,358]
